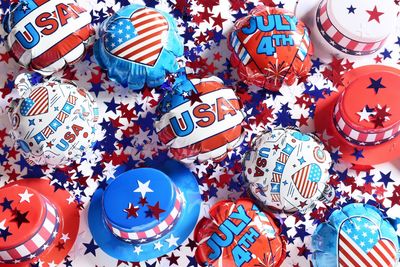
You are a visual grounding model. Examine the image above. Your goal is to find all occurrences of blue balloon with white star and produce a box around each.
[312,203,400,267]
[94,4,184,90]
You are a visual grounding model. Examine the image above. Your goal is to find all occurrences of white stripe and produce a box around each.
[170,207,179,217]
[384,129,393,139]
[158,221,168,232]
[338,118,345,130]
[32,233,46,247]
[46,203,56,216]
[326,26,337,37]
[190,76,223,86]
[118,35,163,57]
[127,43,163,61]
[110,26,168,53]
[15,245,30,258]
[349,129,360,140]
[128,232,138,239]
[338,37,351,47]
[366,134,377,142]
[0,251,12,261]
[242,53,250,64]
[134,20,167,34]
[43,218,54,232]
[144,229,156,237]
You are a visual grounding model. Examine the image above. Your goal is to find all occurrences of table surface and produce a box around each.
[0,0,399,266]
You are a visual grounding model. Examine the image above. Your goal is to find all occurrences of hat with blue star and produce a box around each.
[315,65,400,165]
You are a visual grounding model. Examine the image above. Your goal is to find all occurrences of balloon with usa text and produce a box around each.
[229,6,313,91]
[94,4,184,90]
[243,127,334,213]
[194,199,286,267]
[2,0,94,76]
[8,73,99,166]
[312,203,400,267]
[155,75,245,163]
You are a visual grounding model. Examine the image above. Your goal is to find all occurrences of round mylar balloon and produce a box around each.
[2,0,94,76]
[194,199,286,267]
[243,127,333,213]
[155,75,245,163]
[94,4,184,90]
[229,6,313,91]
[312,203,400,267]
[8,73,99,166]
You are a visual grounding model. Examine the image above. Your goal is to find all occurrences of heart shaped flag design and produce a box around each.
[338,217,397,267]
[20,86,49,116]
[291,163,321,198]
[104,7,169,66]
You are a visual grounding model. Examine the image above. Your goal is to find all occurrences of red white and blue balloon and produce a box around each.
[155,75,245,163]
[312,203,400,267]
[8,73,99,166]
[243,127,333,213]
[2,0,94,76]
[94,4,184,90]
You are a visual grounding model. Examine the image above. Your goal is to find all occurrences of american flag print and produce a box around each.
[338,217,397,267]
[105,8,169,66]
[292,163,321,198]
[20,87,49,116]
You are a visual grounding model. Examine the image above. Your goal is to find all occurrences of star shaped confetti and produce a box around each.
[124,203,140,218]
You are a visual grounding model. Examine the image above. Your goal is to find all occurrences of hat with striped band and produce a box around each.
[312,0,397,60]
[88,160,201,261]
[315,65,400,165]
[0,178,79,267]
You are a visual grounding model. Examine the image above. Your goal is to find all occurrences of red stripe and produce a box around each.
[124,39,162,60]
[30,25,91,70]
[137,231,146,239]
[23,239,38,253]
[346,40,358,50]
[6,248,21,260]
[10,40,26,60]
[331,31,343,44]
[120,231,128,239]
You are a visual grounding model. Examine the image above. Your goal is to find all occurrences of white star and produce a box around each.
[357,107,375,122]
[154,241,163,250]
[133,180,153,198]
[165,234,179,248]
[133,245,143,255]
[18,189,33,203]
[48,261,57,267]
[60,233,70,243]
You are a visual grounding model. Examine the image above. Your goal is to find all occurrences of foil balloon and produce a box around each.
[94,4,184,90]
[312,203,400,267]
[155,75,245,163]
[2,0,94,76]
[8,73,99,166]
[229,6,313,91]
[194,198,286,267]
[243,127,334,213]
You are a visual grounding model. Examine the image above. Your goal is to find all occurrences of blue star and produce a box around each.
[277,1,285,8]
[0,226,12,241]
[104,97,118,113]
[351,148,364,161]
[367,77,386,94]
[28,119,35,126]
[362,173,374,184]
[380,49,392,59]
[298,157,306,165]
[330,150,341,163]
[0,197,13,211]
[347,5,356,14]
[378,171,394,187]
[311,58,322,70]
[395,36,400,47]
[83,239,99,256]
[294,224,310,242]
[187,255,198,267]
